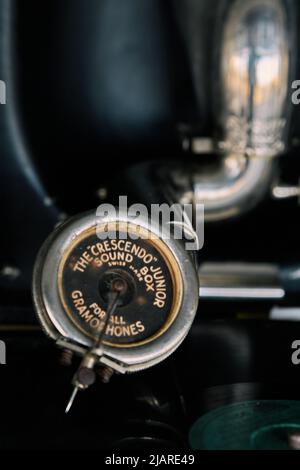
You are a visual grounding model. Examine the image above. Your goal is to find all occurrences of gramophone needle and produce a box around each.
[65,386,79,414]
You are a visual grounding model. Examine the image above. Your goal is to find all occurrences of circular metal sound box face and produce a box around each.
[33,211,199,372]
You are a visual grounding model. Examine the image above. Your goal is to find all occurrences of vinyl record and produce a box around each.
[189,400,300,450]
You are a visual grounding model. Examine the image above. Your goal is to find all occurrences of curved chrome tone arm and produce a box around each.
[191,0,293,221]
[192,153,275,221]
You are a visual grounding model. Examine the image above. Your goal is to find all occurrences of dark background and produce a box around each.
[1,0,300,450]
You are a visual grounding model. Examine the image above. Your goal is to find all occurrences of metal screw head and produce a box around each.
[60,349,73,367]
[97,366,114,384]
[111,277,128,295]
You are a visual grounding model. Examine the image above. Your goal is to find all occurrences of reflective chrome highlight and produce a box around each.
[220,0,289,158]
[199,262,285,300]
[200,287,285,300]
